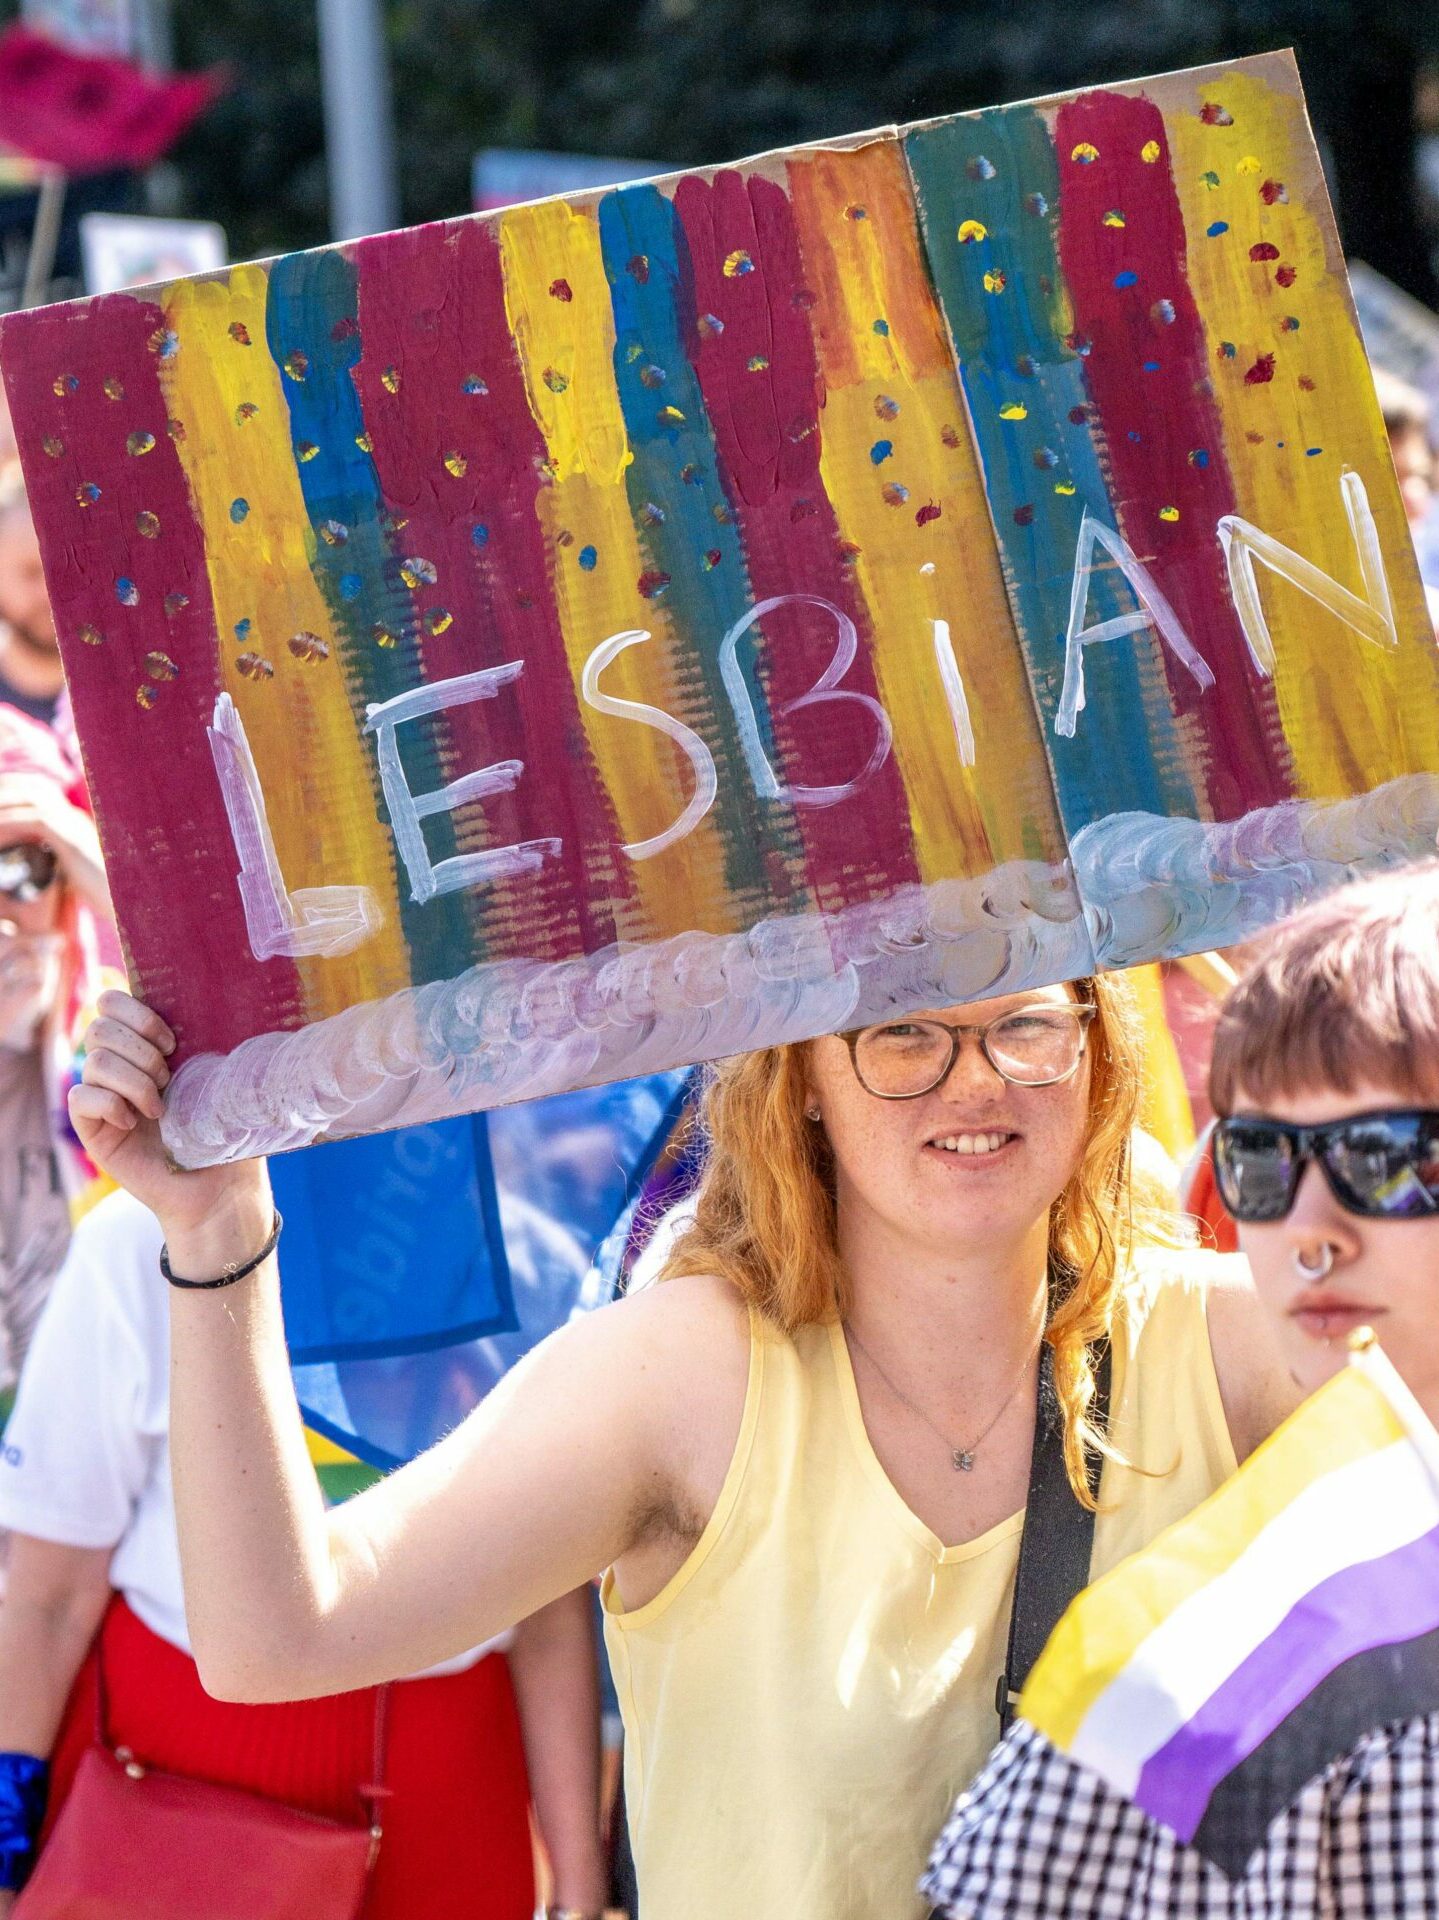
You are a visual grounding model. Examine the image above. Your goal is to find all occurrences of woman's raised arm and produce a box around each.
[69,989,719,1704]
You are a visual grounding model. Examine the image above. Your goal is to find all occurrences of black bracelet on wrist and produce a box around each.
[161,1211,283,1290]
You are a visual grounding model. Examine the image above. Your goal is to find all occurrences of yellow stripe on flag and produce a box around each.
[1021,1363,1404,1749]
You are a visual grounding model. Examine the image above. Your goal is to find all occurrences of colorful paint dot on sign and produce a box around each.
[1013,503,1035,526]
[135,685,159,711]
[462,374,489,396]
[372,625,397,650]
[399,556,437,589]
[915,501,941,528]
[1260,179,1288,205]
[1142,360,1161,372]
[1158,506,1180,522]
[146,651,179,682]
[236,652,274,680]
[233,617,251,640]
[288,632,330,663]
[1141,139,1161,163]
[116,577,139,605]
[1305,447,1323,457]
[1054,481,1076,496]
[1025,191,1049,217]
[746,355,770,373]
[228,322,251,346]
[443,451,468,477]
[319,519,349,546]
[697,312,724,338]
[296,441,320,462]
[1067,405,1089,425]
[639,363,667,390]
[283,351,309,381]
[998,402,1028,420]
[1033,446,1059,469]
[235,402,259,425]
[919,561,936,575]
[1102,209,1126,228]
[966,155,997,181]
[637,569,670,599]
[1015,353,1036,378]
[167,417,185,443]
[627,254,650,282]
[941,424,961,447]
[1188,448,1210,467]
[640,501,666,526]
[41,435,63,458]
[1070,142,1099,165]
[1151,298,1176,325]
[548,278,573,302]
[983,269,1007,294]
[722,249,754,277]
[703,548,723,570]
[870,439,893,464]
[1236,154,1262,175]
[1113,270,1138,289]
[1127,429,1142,443]
[657,405,686,427]
[1206,221,1229,238]
[1275,263,1297,287]
[578,545,598,571]
[52,372,79,396]
[230,497,249,523]
[1249,241,1280,262]
[78,624,103,647]
[1280,316,1301,333]
[543,366,570,394]
[164,593,189,617]
[103,376,124,400]
[845,203,868,221]
[425,609,453,636]
[1218,340,1237,359]
[340,573,362,599]
[149,329,178,360]
[1200,169,1221,190]
[1199,102,1234,125]
[355,433,373,453]
[126,430,156,456]
[1245,352,1277,385]
[881,481,910,506]
[381,366,401,394]
[873,318,890,336]
[957,219,988,244]
[136,511,160,538]
[875,394,900,420]
[471,523,490,548]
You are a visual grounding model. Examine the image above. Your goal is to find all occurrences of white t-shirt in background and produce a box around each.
[0,1189,507,1675]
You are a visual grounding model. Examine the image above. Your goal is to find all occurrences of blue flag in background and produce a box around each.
[276,1070,691,1471]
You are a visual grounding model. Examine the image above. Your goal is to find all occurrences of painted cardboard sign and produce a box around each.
[5,51,1438,1168]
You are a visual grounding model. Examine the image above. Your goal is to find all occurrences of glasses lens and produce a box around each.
[986,1008,1086,1086]
[1213,1120,1297,1222]
[0,842,58,904]
[854,1021,954,1097]
[1324,1113,1439,1218]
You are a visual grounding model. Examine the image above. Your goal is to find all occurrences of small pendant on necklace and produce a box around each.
[953,1449,975,1472]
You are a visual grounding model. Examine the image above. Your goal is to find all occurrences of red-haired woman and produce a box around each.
[59,972,1297,1917]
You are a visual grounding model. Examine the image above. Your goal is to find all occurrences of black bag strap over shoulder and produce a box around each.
[994,1335,1112,1734]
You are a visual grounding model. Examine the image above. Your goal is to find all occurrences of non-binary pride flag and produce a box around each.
[1019,1337,1439,1875]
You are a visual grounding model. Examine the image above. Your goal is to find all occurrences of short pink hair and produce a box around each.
[1209,863,1439,1114]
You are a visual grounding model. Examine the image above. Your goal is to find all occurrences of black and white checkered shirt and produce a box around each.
[922,1714,1439,1918]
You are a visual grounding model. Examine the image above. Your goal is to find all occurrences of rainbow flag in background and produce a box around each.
[1021,1339,1439,1874]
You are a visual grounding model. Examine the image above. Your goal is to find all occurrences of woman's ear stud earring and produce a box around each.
[806,1105,821,1121]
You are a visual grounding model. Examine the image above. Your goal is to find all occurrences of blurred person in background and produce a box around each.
[0,1185,609,1917]
[1373,368,1439,631]
[0,704,112,1396]
[0,467,63,730]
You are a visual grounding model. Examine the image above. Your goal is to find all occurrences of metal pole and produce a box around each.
[317,0,400,241]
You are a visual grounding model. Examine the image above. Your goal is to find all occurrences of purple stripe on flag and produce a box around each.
[1133,1519,1439,1842]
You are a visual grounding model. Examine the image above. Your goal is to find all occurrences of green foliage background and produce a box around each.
[68,1,1439,304]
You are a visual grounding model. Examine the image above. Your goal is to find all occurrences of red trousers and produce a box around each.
[45,1598,535,1919]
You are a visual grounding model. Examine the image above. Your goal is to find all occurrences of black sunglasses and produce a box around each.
[1213,1110,1439,1222]
[0,842,58,905]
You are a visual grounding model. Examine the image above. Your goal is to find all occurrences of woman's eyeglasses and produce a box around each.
[841,1004,1097,1099]
[1213,1111,1439,1222]
[0,842,59,905]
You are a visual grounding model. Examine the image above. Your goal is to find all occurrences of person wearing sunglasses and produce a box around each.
[923,861,1439,1919]
[63,962,1295,1920]
[0,703,114,1396]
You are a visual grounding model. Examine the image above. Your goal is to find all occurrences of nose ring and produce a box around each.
[1292,1243,1336,1282]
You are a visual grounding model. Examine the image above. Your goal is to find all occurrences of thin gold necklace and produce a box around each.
[843,1321,1041,1471]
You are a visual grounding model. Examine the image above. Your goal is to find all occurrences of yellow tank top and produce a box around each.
[601,1249,1240,1918]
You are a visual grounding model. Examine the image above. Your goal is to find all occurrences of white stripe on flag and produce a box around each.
[1070,1436,1439,1795]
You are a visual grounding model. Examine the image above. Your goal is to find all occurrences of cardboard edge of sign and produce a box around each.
[158,772,1439,1167]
